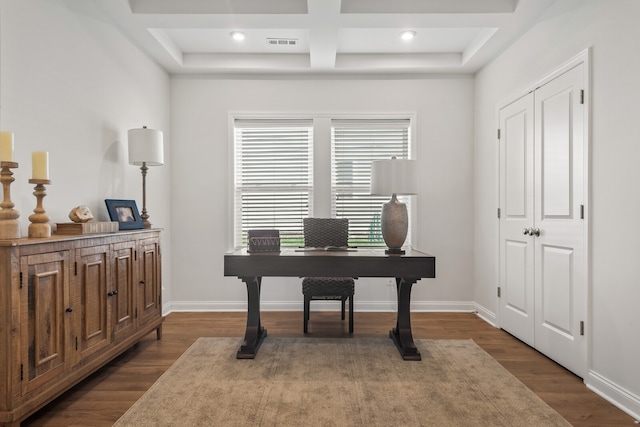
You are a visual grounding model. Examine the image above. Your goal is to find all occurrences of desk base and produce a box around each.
[390,328,421,361]
[237,276,266,359]
[237,327,267,359]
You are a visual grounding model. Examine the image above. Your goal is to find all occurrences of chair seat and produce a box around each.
[302,277,355,297]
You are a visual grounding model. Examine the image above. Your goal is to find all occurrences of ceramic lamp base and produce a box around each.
[381,193,408,254]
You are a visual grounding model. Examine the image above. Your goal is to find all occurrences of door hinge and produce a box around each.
[135,250,138,261]
[497,128,501,140]
[135,307,138,319]
[75,336,78,351]
[580,204,584,219]
[580,321,585,336]
[497,286,501,298]
[20,364,24,381]
[20,272,23,288]
[580,89,585,104]
[74,261,78,276]
[497,208,501,219]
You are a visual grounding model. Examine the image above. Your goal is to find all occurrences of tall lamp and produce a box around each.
[370,157,417,254]
[128,126,164,229]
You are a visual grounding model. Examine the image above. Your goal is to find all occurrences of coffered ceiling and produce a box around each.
[95,0,557,75]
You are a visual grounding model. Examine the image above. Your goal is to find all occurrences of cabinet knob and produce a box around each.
[65,307,73,313]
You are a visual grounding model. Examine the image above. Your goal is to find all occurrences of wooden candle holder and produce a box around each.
[0,161,21,239]
[28,178,51,238]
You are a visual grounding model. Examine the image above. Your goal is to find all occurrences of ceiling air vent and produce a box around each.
[267,38,298,46]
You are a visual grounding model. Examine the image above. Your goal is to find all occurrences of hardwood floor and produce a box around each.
[22,311,635,426]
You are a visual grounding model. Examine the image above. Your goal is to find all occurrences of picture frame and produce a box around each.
[104,199,143,230]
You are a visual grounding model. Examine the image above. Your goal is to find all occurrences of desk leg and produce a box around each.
[390,277,421,361]
[237,276,267,359]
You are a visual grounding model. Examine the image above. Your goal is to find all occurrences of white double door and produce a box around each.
[498,63,587,377]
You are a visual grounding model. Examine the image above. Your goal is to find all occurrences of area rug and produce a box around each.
[114,337,570,426]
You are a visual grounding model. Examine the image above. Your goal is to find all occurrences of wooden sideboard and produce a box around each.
[0,229,163,426]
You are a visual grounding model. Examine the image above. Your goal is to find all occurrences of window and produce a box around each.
[233,117,412,248]
[331,119,411,246]
[234,120,313,246]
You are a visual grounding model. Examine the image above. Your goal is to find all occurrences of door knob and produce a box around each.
[523,227,531,235]
[531,228,541,236]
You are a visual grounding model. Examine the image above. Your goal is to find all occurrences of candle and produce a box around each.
[32,151,49,180]
[0,132,14,162]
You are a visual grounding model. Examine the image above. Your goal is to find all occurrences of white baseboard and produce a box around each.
[473,303,497,327]
[586,370,640,422]
[167,300,477,313]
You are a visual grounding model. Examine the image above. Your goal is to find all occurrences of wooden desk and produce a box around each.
[224,248,436,360]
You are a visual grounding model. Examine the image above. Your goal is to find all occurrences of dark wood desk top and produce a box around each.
[224,247,435,279]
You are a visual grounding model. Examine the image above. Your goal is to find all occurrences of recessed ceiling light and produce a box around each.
[230,31,246,41]
[400,31,416,41]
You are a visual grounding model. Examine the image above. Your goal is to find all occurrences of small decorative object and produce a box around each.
[0,160,20,239]
[0,132,20,239]
[28,179,51,238]
[31,151,49,180]
[28,151,52,238]
[105,199,143,230]
[247,229,280,253]
[370,156,418,254]
[68,205,94,223]
[128,126,164,229]
[0,132,15,162]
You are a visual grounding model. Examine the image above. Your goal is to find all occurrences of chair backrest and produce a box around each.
[303,218,349,248]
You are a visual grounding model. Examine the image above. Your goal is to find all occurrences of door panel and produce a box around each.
[541,90,573,217]
[504,241,528,315]
[138,238,161,327]
[112,241,136,341]
[499,93,535,347]
[534,63,586,376]
[540,245,573,336]
[76,245,111,362]
[20,252,70,396]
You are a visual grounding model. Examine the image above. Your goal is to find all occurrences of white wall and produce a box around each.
[0,0,172,304]
[474,0,640,419]
[170,76,475,312]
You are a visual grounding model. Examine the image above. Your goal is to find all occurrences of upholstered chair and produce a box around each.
[302,218,355,333]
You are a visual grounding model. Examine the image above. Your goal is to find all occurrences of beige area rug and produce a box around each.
[114,337,570,426]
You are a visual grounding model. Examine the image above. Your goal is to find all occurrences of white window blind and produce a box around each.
[234,119,313,247]
[331,119,411,247]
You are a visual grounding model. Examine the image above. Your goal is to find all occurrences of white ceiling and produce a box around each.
[95,0,557,75]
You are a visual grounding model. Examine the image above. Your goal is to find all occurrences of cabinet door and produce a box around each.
[137,237,161,327]
[20,251,71,396]
[112,241,136,342]
[75,245,111,363]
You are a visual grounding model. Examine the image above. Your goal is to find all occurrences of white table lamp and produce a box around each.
[128,126,164,228]
[371,157,417,254]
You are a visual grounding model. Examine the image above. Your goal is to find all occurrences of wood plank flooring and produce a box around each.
[22,312,636,426]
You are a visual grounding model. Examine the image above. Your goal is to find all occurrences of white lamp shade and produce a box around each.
[128,127,164,166]
[370,158,418,195]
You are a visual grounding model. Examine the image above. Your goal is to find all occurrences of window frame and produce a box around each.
[229,112,417,250]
